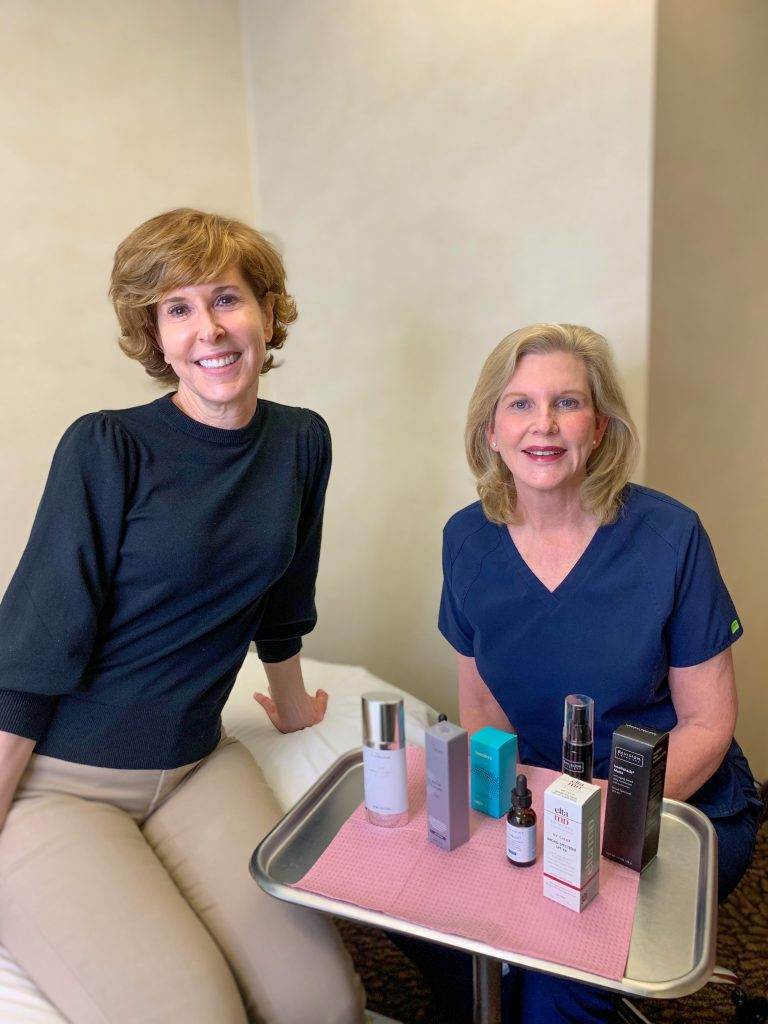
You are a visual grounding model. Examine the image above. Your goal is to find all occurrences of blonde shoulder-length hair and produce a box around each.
[466,324,640,525]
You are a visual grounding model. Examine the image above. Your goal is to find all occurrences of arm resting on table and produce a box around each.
[666,648,737,801]
[457,654,514,736]
[0,731,35,832]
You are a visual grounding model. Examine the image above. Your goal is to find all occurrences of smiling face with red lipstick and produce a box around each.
[156,265,275,428]
[488,351,608,508]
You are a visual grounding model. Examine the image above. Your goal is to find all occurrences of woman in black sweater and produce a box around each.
[0,209,365,1024]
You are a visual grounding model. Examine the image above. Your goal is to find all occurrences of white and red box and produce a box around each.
[543,774,601,912]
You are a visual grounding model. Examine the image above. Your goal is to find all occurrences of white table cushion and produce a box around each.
[0,657,435,1021]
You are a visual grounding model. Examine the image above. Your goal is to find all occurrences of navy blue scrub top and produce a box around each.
[439,484,752,818]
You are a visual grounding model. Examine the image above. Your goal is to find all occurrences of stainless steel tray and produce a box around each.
[251,748,717,999]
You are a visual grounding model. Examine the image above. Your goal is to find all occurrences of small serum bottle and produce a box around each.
[506,773,537,867]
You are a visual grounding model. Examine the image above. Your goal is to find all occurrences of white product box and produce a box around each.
[543,774,601,913]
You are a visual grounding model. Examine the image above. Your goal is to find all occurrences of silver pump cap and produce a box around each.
[361,692,405,749]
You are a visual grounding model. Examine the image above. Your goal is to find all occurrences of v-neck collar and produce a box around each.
[498,522,607,603]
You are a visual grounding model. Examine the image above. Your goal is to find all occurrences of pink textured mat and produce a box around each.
[293,747,640,981]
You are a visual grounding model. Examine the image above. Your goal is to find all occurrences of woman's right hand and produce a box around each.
[253,687,328,733]
[255,653,329,734]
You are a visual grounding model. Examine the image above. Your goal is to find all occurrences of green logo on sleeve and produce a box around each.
[731,619,740,634]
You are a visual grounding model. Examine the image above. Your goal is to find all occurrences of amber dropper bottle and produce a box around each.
[505,773,537,866]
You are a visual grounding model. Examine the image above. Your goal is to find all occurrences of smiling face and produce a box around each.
[488,351,608,504]
[156,265,274,426]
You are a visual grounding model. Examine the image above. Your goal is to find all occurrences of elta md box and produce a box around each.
[469,727,517,818]
[543,774,601,912]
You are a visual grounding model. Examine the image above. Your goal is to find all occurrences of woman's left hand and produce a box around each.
[253,687,329,733]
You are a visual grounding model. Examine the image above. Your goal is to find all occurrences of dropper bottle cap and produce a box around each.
[511,773,532,811]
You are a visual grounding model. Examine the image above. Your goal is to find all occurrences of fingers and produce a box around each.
[315,689,329,721]
[253,692,286,732]
[253,691,276,714]
[253,689,328,730]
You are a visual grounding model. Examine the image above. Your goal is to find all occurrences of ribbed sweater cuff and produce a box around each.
[0,690,57,740]
[255,637,303,663]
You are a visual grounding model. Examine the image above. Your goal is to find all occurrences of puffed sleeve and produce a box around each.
[438,527,475,656]
[0,414,135,740]
[254,411,331,663]
[666,513,743,668]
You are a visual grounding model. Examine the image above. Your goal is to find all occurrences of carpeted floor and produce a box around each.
[338,820,768,1023]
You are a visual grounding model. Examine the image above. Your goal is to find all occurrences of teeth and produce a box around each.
[199,353,239,368]
[528,449,561,455]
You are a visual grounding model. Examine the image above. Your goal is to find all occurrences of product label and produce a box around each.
[506,821,536,863]
[363,746,408,814]
[615,746,644,767]
[543,784,601,888]
[428,815,447,841]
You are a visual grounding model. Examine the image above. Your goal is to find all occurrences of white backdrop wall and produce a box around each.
[0,0,254,589]
[243,0,657,715]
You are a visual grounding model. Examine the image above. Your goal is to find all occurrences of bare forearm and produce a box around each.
[262,653,309,713]
[0,732,35,830]
[665,650,737,802]
[459,695,514,737]
[665,723,731,801]
[457,653,514,737]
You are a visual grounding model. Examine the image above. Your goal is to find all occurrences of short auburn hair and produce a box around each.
[109,208,297,386]
[466,323,640,525]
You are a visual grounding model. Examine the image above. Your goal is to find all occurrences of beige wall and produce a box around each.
[2,0,759,783]
[648,0,768,776]
[0,0,253,589]
[6,2,756,778]
[243,0,657,717]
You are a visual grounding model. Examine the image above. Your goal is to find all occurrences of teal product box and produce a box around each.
[470,727,518,818]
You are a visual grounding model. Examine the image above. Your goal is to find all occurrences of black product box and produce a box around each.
[601,724,669,872]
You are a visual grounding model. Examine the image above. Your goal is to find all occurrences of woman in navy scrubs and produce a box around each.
[432,323,761,1024]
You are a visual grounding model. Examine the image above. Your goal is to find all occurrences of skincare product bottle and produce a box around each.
[562,694,594,783]
[361,692,409,827]
[425,714,470,851]
[506,773,537,866]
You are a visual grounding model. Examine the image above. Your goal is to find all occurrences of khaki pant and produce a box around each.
[0,737,365,1024]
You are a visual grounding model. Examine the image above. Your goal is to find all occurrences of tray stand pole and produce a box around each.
[472,954,503,1024]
